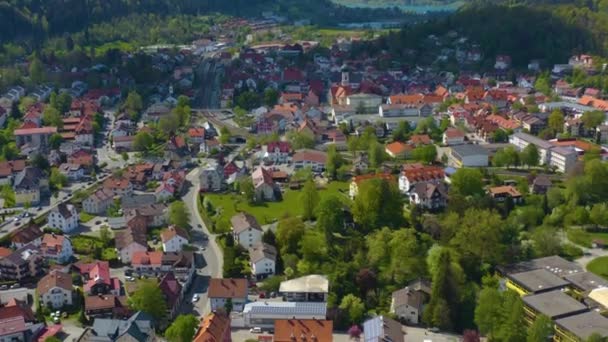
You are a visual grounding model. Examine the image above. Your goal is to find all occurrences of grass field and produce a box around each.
[79,212,95,223]
[588,256,608,280]
[567,228,608,248]
[203,181,350,226]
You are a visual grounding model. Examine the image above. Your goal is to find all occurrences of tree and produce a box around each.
[133,131,154,151]
[165,314,198,342]
[316,195,346,244]
[521,144,540,167]
[224,298,233,314]
[128,280,167,321]
[339,294,365,324]
[124,91,143,120]
[325,145,344,179]
[42,107,63,129]
[287,131,315,149]
[169,201,190,228]
[496,291,526,342]
[368,141,385,168]
[236,91,261,110]
[423,247,463,331]
[527,314,553,342]
[474,277,503,338]
[300,178,319,221]
[411,144,437,164]
[493,146,520,167]
[10,101,21,119]
[352,178,403,230]
[238,178,255,204]
[29,57,45,83]
[392,120,411,142]
[49,167,68,191]
[0,185,15,207]
[276,217,306,256]
[45,337,62,342]
[219,126,231,144]
[263,88,279,107]
[99,226,111,247]
[51,92,72,114]
[582,110,606,130]
[587,333,607,342]
[450,168,484,197]
[534,71,551,95]
[49,133,63,149]
[548,109,565,134]
[590,203,608,228]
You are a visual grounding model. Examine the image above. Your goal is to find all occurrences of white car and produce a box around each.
[250,327,262,334]
[192,294,200,303]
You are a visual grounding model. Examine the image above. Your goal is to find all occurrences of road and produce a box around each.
[179,166,223,317]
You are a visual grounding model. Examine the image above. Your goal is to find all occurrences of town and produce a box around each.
[1,8,608,342]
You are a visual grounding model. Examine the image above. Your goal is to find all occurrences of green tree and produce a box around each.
[0,185,16,207]
[49,133,63,149]
[168,201,190,228]
[590,203,608,228]
[411,144,437,164]
[124,91,143,120]
[29,57,45,83]
[423,247,463,331]
[49,167,68,190]
[496,291,526,342]
[474,277,503,338]
[128,280,167,321]
[219,126,231,144]
[45,337,62,342]
[392,121,411,142]
[99,226,111,247]
[587,333,607,342]
[133,131,154,151]
[527,314,553,342]
[300,178,319,221]
[493,146,520,167]
[534,71,551,95]
[352,178,403,230]
[582,110,606,130]
[236,91,261,110]
[276,217,306,256]
[238,178,255,204]
[521,144,540,167]
[165,314,199,342]
[339,294,365,325]
[450,168,484,197]
[287,131,315,149]
[316,195,346,244]
[368,141,385,168]
[325,145,344,179]
[263,88,279,107]
[51,92,72,114]
[42,107,63,129]
[548,109,565,134]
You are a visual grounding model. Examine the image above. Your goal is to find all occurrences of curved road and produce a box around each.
[182,167,223,316]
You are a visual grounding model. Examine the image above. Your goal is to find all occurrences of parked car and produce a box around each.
[10,284,19,289]
[192,294,200,303]
[0,285,8,290]
[250,327,262,334]
[126,276,135,282]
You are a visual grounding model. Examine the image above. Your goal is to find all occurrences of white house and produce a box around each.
[398,164,445,194]
[37,271,73,309]
[40,233,73,264]
[442,128,466,146]
[292,149,327,173]
[199,160,223,192]
[47,203,79,233]
[208,278,248,312]
[160,225,189,253]
[252,166,277,202]
[82,188,115,215]
[449,144,490,168]
[58,163,86,181]
[155,183,175,202]
[249,242,277,279]
[263,142,291,163]
[390,280,431,325]
[115,226,148,263]
[231,213,263,249]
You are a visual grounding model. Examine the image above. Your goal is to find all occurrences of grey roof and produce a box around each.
[120,194,157,210]
[498,255,583,277]
[243,301,327,317]
[231,212,262,234]
[450,144,489,158]
[87,311,154,342]
[522,291,588,319]
[551,146,578,157]
[508,269,570,293]
[392,288,425,311]
[249,242,277,263]
[564,272,608,292]
[555,311,608,340]
[510,132,553,149]
[363,316,404,342]
[13,167,44,190]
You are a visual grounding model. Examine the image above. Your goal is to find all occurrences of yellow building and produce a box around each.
[554,311,608,342]
[506,269,569,297]
[522,291,588,325]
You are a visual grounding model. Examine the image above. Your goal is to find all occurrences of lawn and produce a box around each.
[71,236,104,254]
[588,256,608,280]
[567,228,608,248]
[203,181,350,226]
[79,212,95,223]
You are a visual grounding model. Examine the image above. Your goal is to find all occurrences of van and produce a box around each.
[249,327,262,334]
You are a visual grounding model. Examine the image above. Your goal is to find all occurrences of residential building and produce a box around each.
[530,175,552,195]
[506,269,570,296]
[231,212,263,249]
[13,167,47,205]
[263,142,292,163]
[14,127,57,149]
[243,302,328,329]
[390,279,432,325]
[378,103,431,117]
[251,166,277,202]
[398,164,445,194]
[0,160,26,186]
[208,278,248,312]
[443,128,466,145]
[488,185,523,204]
[82,188,115,215]
[0,303,42,342]
[103,177,133,197]
[385,141,412,158]
[125,203,168,228]
[362,316,404,342]
[40,233,73,264]
[522,291,588,324]
[114,226,148,263]
[249,242,277,279]
[75,261,122,296]
[131,251,195,286]
[159,272,183,320]
[279,275,329,302]
[84,294,130,319]
[48,203,79,233]
[10,224,43,249]
[78,311,155,342]
[58,163,85,180]
[449,144,490,167]
[292,149,327,172]
[509,132,578,173]
[37,271,73,309]
[550,146,578,173]
[193,313,232,342]
[409,182,448,210]
[273,319,333,342]
[0,244,44,282]
[199,160,224,192]
[160,225,189,253]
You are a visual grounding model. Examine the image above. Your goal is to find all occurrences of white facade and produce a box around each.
[199,162,223,192]
[210,296,247,313]
[82,194,113,215]
[509,133,577,173]
[42,238,74,264]
[234,229,262,249]
[162,235,189,253]
[391,300,420,325]
[47,205,79,233]
[40,287,73,309]
[252,257,275,277]
[119,243,147,264]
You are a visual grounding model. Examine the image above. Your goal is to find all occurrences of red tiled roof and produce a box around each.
[274,319,334,342]
[208,278,248,299]
[14,127,57,135]
[193,313,231,342]
[402,164,445,182]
